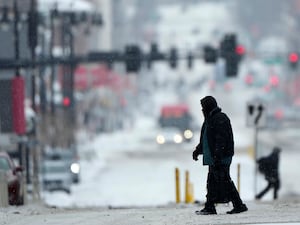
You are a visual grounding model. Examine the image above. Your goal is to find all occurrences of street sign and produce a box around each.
[263,56,284,65]
[247,100,267,198]
[246,101,267,128]
[9,134,28,144]
[0,133,27,148]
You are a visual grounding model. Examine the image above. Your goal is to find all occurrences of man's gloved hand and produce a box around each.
[193,150,199,161]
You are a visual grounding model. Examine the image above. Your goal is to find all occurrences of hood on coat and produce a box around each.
[200,96,218,118]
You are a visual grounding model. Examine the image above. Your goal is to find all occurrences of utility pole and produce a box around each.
[13,0,28,204]
[50,8,56,115]
[13,0,23,172]
[28,0,40,201]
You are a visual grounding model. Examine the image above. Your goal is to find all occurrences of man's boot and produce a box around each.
[195,203,217,215]
[226,203,248,214]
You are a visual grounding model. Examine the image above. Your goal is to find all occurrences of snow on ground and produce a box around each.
[40,74,258,208]
[39,63,300,208]
[32,70,300,225]
[2,199,300,225]
[40,114,300,208]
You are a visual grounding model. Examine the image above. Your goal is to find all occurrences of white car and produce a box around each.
[156,127,184,145]
[43,148,81,184]
[42,160,72,194]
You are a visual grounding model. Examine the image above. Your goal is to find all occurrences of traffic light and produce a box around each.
[226,54,238,77]
[288,52,299,70]
[27,10,38,49]
[220,34,239,77]
[203,45,217,63]
[169,47,178,69]
[147,43,159,69]
[125,45,142,73]
[187,52,194,69]
[63,96,71,107]
[236,44,246,61]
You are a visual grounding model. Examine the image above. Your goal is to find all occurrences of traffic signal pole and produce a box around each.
[12,0,29,204]
[28,0,40,202]
[49,9,56,114]
[13,0,23,176]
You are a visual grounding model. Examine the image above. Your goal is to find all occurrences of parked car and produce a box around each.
[42,159,72,194]
[44,148,80,184]
[0,151,24,205]
[55,150,80,184]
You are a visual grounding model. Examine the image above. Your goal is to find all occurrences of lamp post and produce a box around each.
[28,0,40,201]
[12,0,23,171]
[13,0,20,77]
[49,7,58,114]
[28,0,38,112]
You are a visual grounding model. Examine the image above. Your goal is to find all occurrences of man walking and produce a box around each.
[193,96,247,215]
[256,147,281,200]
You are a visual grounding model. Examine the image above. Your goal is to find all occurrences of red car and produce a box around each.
[0,151,24,205]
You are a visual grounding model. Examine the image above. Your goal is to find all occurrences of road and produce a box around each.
[3,123,300,225]
[2,198,300,225]
[42,122,300,208]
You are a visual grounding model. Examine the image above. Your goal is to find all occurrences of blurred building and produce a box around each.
[0,0,31,77]
[0,0,32,147]
[235,0,286,42]
[86,0,112,51]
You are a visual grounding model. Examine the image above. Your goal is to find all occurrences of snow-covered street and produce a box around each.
[2,1,300,225]
[38,80,300,208]
[30,77,300,224]
[2,198,300,225]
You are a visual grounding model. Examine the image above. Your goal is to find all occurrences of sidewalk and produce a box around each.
[1,199,300,225]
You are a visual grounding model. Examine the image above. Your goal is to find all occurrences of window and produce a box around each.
[0,157,11,171]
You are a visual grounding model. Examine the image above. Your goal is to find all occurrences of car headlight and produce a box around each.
[173,134,183,144]
[184,129,193,139]
[70,163,80,174]
[156,135,165,144]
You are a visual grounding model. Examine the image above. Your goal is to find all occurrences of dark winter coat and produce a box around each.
[195,107,234,164]
[257,150,280,183]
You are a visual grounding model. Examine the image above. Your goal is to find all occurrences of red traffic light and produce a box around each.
[244,74,254,85]
[235,45,245,55]
[63,97,71,107]
[269,75,279,87]
[289,52,299,63]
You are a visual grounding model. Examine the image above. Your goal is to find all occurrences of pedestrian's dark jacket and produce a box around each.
[257,150,280,183]
[195,106,234,165]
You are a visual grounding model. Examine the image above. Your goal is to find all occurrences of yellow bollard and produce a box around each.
[175,168,181,203]
[188,183,195,203]
[247,146,255,159]
[237,163,241,193]
[185,170,190,203]
[185,170,195,204]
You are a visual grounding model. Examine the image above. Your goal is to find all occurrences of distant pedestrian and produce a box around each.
[192,96,248,215]
[256,147,281,200]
